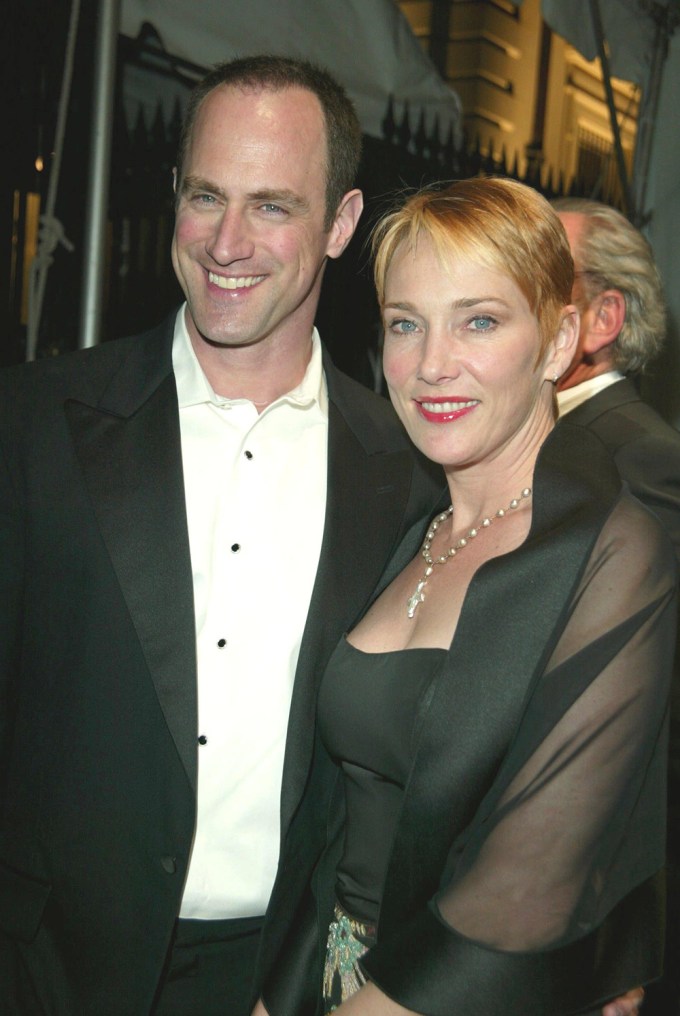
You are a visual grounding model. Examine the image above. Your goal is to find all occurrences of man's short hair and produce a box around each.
[176,54,363,230]
[552,197,665,373]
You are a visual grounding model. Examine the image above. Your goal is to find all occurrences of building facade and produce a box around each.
[397,0,638,205]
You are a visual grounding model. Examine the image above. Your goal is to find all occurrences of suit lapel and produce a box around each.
[64,324,198,792]
[279,379,421,835]
[562,377,639,427]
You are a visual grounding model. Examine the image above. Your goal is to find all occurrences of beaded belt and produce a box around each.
[322,902,377,1013]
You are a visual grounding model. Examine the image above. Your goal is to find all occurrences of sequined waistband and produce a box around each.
[323,902,376,1012]
[332,902,376,943]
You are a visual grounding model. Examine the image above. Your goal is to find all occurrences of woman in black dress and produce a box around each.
[257,179,674,1016]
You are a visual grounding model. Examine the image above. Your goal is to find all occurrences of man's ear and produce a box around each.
[582,289,626,355]
[172,167,178,195]
[326,190,364,260]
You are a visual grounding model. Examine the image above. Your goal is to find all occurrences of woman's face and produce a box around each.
[382,238,568,475]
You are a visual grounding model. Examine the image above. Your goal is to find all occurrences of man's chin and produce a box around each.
[191,325,268,352]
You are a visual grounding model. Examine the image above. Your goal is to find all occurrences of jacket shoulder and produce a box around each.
[0,318,174,412]
[325,357,415,453]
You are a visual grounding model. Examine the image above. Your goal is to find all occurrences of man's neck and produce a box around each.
[557,359,613,392]
[557,370,625,416]
[190,330,314,411]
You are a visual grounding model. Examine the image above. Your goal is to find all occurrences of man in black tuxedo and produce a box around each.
[0,56,441,1015]
[553,198,680,550]
[554,197,680,1015]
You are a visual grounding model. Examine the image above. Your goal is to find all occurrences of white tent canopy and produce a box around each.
[538,0,668,83]
[120,0,463,141]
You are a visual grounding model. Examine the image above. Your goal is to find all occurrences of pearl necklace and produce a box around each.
[406,487,532,618]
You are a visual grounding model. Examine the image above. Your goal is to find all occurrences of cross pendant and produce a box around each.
[407,579,427,619]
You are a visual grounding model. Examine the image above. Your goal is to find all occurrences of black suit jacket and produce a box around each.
[0,314,442,1014]
[562,378,680,558]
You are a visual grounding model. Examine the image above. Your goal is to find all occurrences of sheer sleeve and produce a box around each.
[362,495,677,1015]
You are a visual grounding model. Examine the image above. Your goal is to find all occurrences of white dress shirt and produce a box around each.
[557,370,625,417]
[172,307,329,918]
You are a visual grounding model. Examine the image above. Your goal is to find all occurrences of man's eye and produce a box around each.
[261,203,286,215]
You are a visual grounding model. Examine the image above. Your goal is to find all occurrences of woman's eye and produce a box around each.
[469,315,496,331]
[389,318,418,334]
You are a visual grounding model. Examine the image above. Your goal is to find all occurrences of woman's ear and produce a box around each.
[545,305,579,384]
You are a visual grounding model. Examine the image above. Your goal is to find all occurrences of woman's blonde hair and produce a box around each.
[373,177,574,355]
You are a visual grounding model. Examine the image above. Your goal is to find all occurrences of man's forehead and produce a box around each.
[184,84,328,187]
[557,211,587,257]
[205,81,324,121]
[188,83,327,164]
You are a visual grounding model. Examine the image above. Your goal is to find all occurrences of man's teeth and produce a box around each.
[421,400,478,412]
[208,272,264,290]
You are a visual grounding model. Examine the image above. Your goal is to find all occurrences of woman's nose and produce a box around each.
[418,332,459,384]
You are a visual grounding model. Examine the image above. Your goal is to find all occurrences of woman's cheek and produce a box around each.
[383,342,413,394]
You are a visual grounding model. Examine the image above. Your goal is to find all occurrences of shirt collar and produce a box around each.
[557,370,625,417]
[172,304,327,414]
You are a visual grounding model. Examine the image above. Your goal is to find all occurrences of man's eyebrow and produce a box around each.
[181,177,309,213]
[249,189,310,212]
[182,175,225,199]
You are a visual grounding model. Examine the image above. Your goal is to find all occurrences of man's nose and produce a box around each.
[206,208,255,265]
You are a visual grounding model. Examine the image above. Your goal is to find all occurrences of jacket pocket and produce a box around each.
[0,861,51,942]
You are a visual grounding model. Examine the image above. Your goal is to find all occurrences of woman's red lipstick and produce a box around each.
[415,397,479,423]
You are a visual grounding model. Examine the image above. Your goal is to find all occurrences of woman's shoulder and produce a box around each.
[587,488,678,596]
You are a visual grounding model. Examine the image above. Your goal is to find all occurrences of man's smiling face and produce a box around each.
[171,84,338,356]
